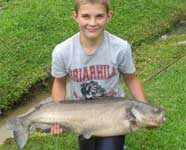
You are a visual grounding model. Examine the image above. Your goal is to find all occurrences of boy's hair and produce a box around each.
[74,0,110,13]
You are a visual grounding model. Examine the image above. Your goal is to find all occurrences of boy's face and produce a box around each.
[73,3,112,40]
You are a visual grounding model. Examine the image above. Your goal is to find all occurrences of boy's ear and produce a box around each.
[107,11,113,23]
[72,10,78,22]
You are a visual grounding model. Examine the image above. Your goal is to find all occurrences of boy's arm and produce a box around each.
[52,76,67,102]
[123,73,147,103]
[51,76,66,135]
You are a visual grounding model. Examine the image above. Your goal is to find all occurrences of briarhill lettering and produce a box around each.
[68,65,116,82]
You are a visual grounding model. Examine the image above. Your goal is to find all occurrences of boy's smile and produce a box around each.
[73,3,112,40]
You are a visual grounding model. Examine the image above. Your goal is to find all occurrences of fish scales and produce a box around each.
[27,99,130,136]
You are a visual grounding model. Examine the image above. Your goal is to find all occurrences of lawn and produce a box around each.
[135,34,186,82]
[0,0,186,149]
[0,0,186,111]
[128,56,186,150]
[1,33,186,149]
[126,34,186,150]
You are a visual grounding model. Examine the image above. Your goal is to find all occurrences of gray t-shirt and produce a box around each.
[52,31,136,100]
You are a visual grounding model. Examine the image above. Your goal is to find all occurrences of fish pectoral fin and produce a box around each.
[30,123,52,132]
[130,107,143,122]
[82,131,92,139]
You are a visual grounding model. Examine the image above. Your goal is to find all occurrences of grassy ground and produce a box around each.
[127,56,186,149]
[136,34,186,82]
[0,0,186,149]
[1,31,186,150]
[1,133,78,150]
[0,0,186,112]
[126,33,186,149]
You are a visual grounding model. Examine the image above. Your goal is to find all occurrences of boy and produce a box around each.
[51,0,147,150]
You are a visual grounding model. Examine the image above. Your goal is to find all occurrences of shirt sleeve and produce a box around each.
[51,45,67,78]
[118,42,136,74]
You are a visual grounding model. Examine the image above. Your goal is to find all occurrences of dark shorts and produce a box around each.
[78,135,125,150]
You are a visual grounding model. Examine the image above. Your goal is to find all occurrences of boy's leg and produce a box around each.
[78,135,95,150]
[95,136,125,150]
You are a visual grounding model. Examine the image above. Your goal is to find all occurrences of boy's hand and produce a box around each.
[50,123,63,135]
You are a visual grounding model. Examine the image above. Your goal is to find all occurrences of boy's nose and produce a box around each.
[89,18,96,26]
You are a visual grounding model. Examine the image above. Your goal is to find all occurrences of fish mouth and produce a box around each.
[147,125,158,129]
[146,122,159,129]
[146,116,166,129]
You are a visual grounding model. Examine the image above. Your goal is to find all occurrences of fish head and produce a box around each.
[131,102,166,128]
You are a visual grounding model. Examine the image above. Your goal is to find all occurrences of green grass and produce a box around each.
[1,55,186,150]
[109,0,186,44]
[0,133,78,150]
[122,31,186,149]
[0,0,76,110]
[135,34,186,82]
[124,25,186,149]
[0,0,186,111]
[1,33,186,149]
[0,0,186,149]
[126,56,186,150]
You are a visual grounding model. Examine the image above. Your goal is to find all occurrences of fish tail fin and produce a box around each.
[6,118,29,148]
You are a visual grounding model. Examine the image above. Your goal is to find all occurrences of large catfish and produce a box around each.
[7,97,166,148]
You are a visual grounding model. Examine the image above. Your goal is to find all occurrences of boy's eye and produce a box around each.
[97,15,104,18]
[81,15,89,18]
